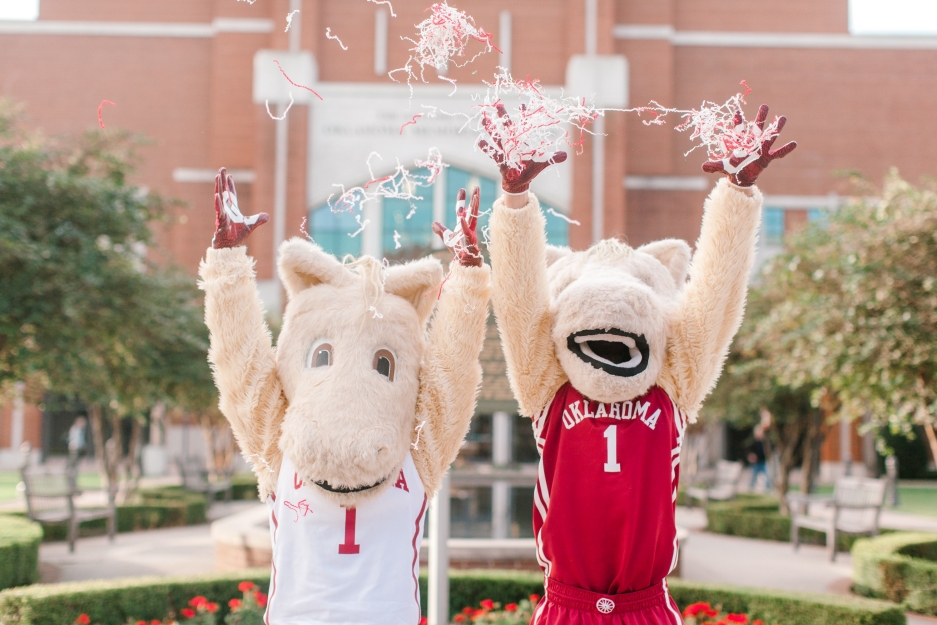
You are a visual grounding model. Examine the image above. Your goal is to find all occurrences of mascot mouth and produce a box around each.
[567,329,650,378]
[313,474,390,494]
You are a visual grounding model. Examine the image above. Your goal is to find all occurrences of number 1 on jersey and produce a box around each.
[603,425,621,473]
[338,508,361,554]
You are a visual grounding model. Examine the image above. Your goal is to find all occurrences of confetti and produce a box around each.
[393,230,402,249]
[390,1,498,92]
[411,420,427,450]
[325,27,348,50]
[367,0,396,18]
[625,80,781,172]
[348,214,370,238]
[285,10,299,32]
[97,100,116,129]
[547,207,580,226]
[399,114,423,134]
[265,92,294,120]
[274,59,323,101]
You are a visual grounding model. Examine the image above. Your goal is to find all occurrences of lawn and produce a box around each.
[0,470,102,502]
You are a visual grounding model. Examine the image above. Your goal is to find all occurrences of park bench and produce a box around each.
[685,460,743,508]
[20,457,116,553]
[176,457,232,509]
[787,475,887,561]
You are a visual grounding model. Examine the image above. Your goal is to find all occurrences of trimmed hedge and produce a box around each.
[853,531,937,615]
[0,515,42,590]
[0,569,905,625]
[230,474,259,501]
[706,494,885,553]
[28,487,207,542]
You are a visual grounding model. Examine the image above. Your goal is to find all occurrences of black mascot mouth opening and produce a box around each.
[567,328,650,378]
[313,474,389,494]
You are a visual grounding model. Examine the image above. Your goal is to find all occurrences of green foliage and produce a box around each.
[229,475,259,502]
[0,569,904,625]
[747,171,937,433]
[853,532,937,614]
[20,486,206,542]
[0,515,42,590]
[705,495,888,552]
[0,98,216,420]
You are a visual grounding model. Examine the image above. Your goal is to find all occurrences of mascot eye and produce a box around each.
[373,349,396,381]
[305,340,333,368]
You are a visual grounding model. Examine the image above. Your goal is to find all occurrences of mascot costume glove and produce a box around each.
[198,170,491,624]
[486,106,795,625]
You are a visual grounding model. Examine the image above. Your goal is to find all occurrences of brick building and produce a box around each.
[3,0,937,485]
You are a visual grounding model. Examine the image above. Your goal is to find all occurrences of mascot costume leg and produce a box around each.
[486,104,796,625]
[199,171,491,624]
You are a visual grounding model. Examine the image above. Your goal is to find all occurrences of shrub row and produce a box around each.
[853,532,937,615]
[229,474,258,502]
[0,516,42,591]
[705,494,884,553]
[0,569,905,625]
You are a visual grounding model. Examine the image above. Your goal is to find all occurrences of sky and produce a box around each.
[0,0,936,35]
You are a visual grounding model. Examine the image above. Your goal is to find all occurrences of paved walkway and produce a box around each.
[30,505,937,624]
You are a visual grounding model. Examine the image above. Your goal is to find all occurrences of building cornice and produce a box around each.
[0,18,273,38]
[613,24,937,50]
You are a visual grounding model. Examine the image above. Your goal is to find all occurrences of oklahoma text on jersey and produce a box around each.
[531,383,687,625]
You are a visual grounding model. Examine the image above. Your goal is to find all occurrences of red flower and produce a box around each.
[726,614,748,624]
[254,591,268,607]
[75,615,91,625]
[480,599,494,610]
[683,602,713,617]
[529,594,541,603]
[205,603,219,613]
[189,596,208,608]
[753,621,765,625]
[462,607,473,614]
[180,608,195,619]
[151,621,162,625]
[238,581,255,592]
[454,616,466,623]
[136,621,147,625]
[505,603,518,612]
[229,598,242,609]
[419,618,428,625]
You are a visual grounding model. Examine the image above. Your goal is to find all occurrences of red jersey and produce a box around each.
[531,382,687,598]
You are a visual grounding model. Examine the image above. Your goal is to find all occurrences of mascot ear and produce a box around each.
[277,238,347,300]
[637,239,691,286]
[384,257,445,325]
[545,245,572,267]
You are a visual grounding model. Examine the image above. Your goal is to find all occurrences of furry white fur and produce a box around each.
[199,239,491,504]
[489,178,762,420]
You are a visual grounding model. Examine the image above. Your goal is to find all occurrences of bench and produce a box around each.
[686,460,743,508]
[176,458,232,509]
[20,459,116,553]
[788,476,887,561]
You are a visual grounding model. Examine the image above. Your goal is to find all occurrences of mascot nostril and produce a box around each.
[199,172,491,623]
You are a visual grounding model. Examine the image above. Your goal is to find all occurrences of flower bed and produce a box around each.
[0,515,42,590]
[853,531,937,615]
[0,570,905,625]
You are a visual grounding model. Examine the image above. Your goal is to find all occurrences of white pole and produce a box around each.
[431,172,446,250]
[374,8,388,75]
[585,0,598,55]
[428,473,450,625]
[362,195,383,257]
[10,381,24,450]
[592,115,605,243]
[491,411,513,539]
[498,11,512,72]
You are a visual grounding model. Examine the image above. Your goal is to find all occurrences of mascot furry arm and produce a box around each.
[489,105,796,420]
[198,170,490,499]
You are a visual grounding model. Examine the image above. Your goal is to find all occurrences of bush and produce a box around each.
[853,532,937,615]
[706,495,884,553]
[0,569,905,625]
[0,515,42,590]
[230,475,258,502]
[27,486,207,542]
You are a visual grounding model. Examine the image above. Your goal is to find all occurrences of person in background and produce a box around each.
[67,416,87,463]
[748,423,771,491]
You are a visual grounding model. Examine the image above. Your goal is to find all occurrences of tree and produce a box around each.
[706,171,937,498]
[0,100,220,499]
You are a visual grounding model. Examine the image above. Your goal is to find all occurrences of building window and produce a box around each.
[762,207,785,246]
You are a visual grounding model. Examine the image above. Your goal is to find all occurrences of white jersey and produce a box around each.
[264,453,427,625]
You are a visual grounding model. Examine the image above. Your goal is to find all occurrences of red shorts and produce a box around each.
[532,579,684,625]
